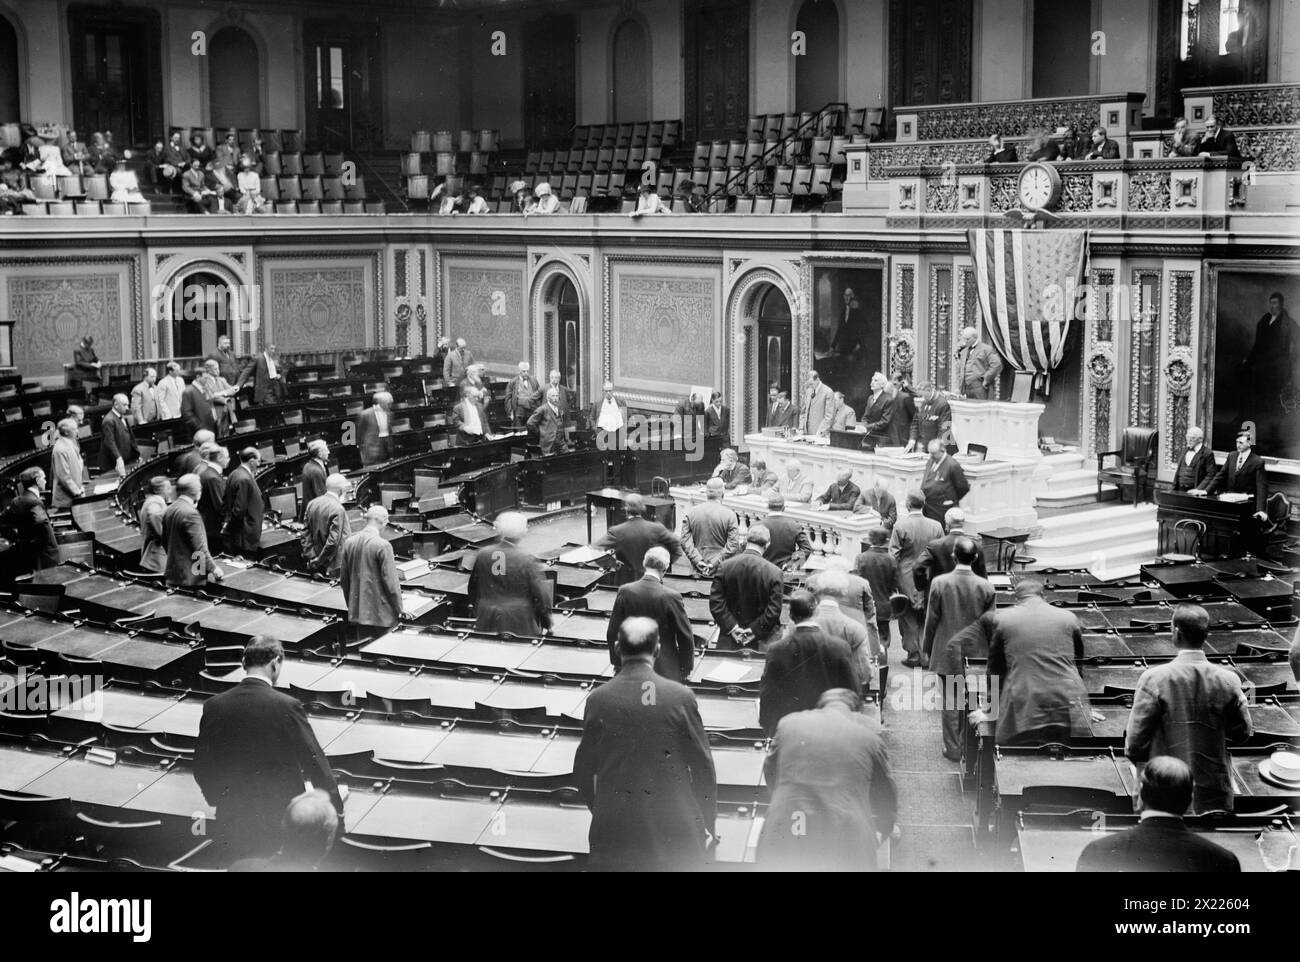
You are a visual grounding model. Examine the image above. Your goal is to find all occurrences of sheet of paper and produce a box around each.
[704,660,754,683]
[93,482,118,495]
[401,593,430,616]
[989,574,1014,588]
[559,545,608,565]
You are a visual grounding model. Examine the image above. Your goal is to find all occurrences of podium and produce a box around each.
[1155,490,1255,557]
[947,399,1044,460]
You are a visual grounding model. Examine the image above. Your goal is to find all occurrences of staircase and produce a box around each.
[1033,450,1118,509]
[1023,502,1159,578]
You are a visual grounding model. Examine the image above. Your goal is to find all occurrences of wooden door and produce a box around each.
[685,0,750,143]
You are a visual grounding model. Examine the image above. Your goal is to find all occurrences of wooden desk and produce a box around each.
[1156,490,1256,558]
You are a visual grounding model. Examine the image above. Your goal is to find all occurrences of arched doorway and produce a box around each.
[611,19,649,123]
[166,270,240,359]
[756,284,793,419]
[553,276,582,404]
[209,26,260,131]
[0,15,20,124]
[794,0,839,112]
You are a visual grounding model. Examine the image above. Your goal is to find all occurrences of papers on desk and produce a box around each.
[92,482,118,495]
[559,545,609,565]
[396,558,430,581]
[988,574,1014,588]
[704,660,754,684]
[222,558,251,570]
[1218,493,1251,503]
[0,855,41,872]
[401,593,432,617]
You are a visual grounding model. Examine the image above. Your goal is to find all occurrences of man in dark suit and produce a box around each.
[914,507,987,595]
[176,430,214,477]
[222,447,264,557]
[860,372,895,450]
[506,361,542,427]
[955,326,1003,399]
[1197,115,1240,158]
[339,505,404,630]
[985,133,1017,163]
[920,439,970,525]
[853,478,898,531]
[162,474,223,587]
[443,337,475,384]
[922,538,996,759]
[237,343,286,405]
[711,447,751,489]
[760,590,860,736]
[0,468,60,578]
[194,636,343,863]
[1172,426,1217,492]
[71,334,100,388]
[710,525,785,649]
[763,493,812,570]
[545,369,574,422]
[430,336,451,383]
[229,789,340,873]
[206,333,241,385]
[767,390,797,429]
[1125,603,1253,814]
[890,491,944,667]
[704,391,729,438]
[575,616,717,871]
[196,444,229,549]
[855,526,902,653]
[889,374,917,446]
[757,688,898,871]
[1193,431,1268,519]
[355,391,394,466]
[299,439,330,514]
[908,382,954,452]
[301,473,350,578]
[468,511,552,638]
[527,387,565,455]
[1076,756,1240,872]
[97,393,138,476]
[593,492,682,584]
[606,547,696,682]
[181,378,218,439]
[816,469,861,511]
[1083,125,1121,159]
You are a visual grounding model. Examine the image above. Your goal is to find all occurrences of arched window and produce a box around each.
[611,19,649,123]
[0,15,21,123]
[209,26,260,131]
[794,0,839,112]
[756,284,793,407]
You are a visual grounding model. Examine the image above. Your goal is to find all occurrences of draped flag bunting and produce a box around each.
[966,229,1089,374]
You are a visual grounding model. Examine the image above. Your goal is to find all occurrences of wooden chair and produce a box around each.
[1096,426,1158,505]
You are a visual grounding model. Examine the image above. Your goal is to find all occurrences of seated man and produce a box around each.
[749,459,779,492]
[1082,125,1121,160]
[816,469,860,511]
[985,133,1017,163]
[711,447,750,489]
[853,478,898,530]
[778,459,815,504]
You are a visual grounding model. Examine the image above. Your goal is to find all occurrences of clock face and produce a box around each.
[1019,165,1055,208]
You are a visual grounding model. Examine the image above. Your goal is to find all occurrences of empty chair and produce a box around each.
[576,173,593,195]
[707,141,728,169]
[298,200,322,214]
[809,165,833,196]
[259,176,280,200]
[20,201,45,215]
[642,146,662,168]
[742,140,763,167]
[606,171,626,195]
[524,151,541,174]
[671,169,691,195]
[620,198,635,213]
[278,176,303,200]
[344,176,366,199]
[725,141,745,168]
[596,147,613,171]
[300,175,324,199]
[411,130,431,152]
[692,142,710,167]
[560,173,577,198]
[828,135,848,166]
[100,201,126,215]
[772,165,795,195]
[706,168,728,194]
[733,195,755,214]
[591,172,609,196]
[343,200,365,214]
[48,201,75,215]
[611,147,629,171]
[128,200,152,215]
[323,176,345,200]
[302,152,325,175]
[281,130,304,152]
[809,137,832,163]
[846,108,867,136]
[280,152,303,175]
[74,200,102,215]
[661,120,681,149]
[321,200,344,215]
[779,113,798,138]
[657,170,674,196]
[275,200,299,213]
[773,196,793,213]
[647,121,665,147]
[58,174,84,197]
[581,147,598,171]
[30,178,56,200]
[792,164,814,196]
[364,200,385,214]
[401,152,422,176]
[84,175,110,200]
[746,115,766,140]
[407,175,429,200]
[631,122,648,146]
[261,151,282,176]
[600,126,617,147]
[752,196,774,213]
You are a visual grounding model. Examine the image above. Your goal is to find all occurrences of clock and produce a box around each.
[1017,162,1062,210]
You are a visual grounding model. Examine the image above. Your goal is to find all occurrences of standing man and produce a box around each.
[816,469,861,511]
[760,590,860,736]
[1125,603,1253,814]
[49,419,85,510]
[197,444,229,549]
[181,370,218,439]
[155,362,186,421]
[137,477,171,573]
[767,389,797,430]
[468,511,552,638]
[890,491,944,668]
[222,447,265,557]
[199,359,238,437]
[889,374,917,446]
[545,369,572,421]
[606,547,696,682]
[679,477,740,575]
[1172,426,1216,492]
[590,381,628,442]
[177,430,214,477]
[575,617,717,871]
[1191,430,1268,527]
[914,507,987,596]
[922,538,996,760]
[194,636,343,863]
[300,439,330,512]
[130,367,159,424]
[443,337,474,384]
[505,361,541,428]
[163,474,223,587]
[450,383,489,445]
[920,438,970,526]
[98,393,138,476]
[339,505,404,631]
[593,492,682,585]
[853,478,898,531]
[762,493,812,571]
[801,370,835,436]
[527,387,566,455]
[207,333,241,386]
[826,391,857,431]
[238,343,286,405]
[300,474,351,578]
[955,327,1003,400]
[355,391,394,466]
[907,382,953,453]
[855,526,902,657]
[431,336,452,379]
[860,372,896,450]
[710,525,785,650]
[0,468,60,576]
[704,391,729,439]
[72,335,100,388]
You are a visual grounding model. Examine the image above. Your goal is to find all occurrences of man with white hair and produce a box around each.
[809,569,874,690]
[301,473,351,577]
[527,386,566,455]
[591,381,628,436]
[861,372,895,450]
[468,511,552,637]
[606,546,696,681]
[711,447,750,489]
[914,507,987,597]
[300,439,330,511]
[356,391,394,466]
[506,361,542,427]
[130,367,159,424]
[955,326,1003,400]
[680,477,740,575]
[339,505,403,630]
[816,468,861,511]
[98,393,138,476]
[1173,425,1217,492]
[801,370,835,436]
[178,428,216,476]
[49,418,85,509]
[451,382,490,445]
[546,368,572,419]
[443,337,475,384]
[779,459,814,504]
[155,361,186,421]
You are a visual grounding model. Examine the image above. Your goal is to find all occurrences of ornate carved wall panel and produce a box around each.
[257,251,381,354]
[1084,267,1117,456]
[440,254,528,378]
[928,264,953,387]
[1164,269,1197,468]
[684,0,749,145]
[1130,270,1162,430]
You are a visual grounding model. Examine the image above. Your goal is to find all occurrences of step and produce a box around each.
[1034,483,1118,509]
[1032,502,1159,538]
[1040,467,1104,489]
[1025,536,1160,578]
[1027,517,1157,552]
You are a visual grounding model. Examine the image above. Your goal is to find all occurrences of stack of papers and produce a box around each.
[1218,493,1250,503]
[559,545,608,565]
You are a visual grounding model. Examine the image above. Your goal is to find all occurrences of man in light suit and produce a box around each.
[860,372,895,450]
[49,418,85,509]
[890,491,944,668]
[594,492,682,584]
[920,438,970,525]
[155,362,186,421]
[778,459,815,504]
[826,391,857,431]
[505,361,541,427]
[606,546,696,682]
[97,393,138,476]
[300,473,350,577]
[130,367,159,424]
[339,505,404,630]
[762,492,812,571]
[163,474,222,587]
[527,386,565,455]
[443,337,474,384]
[1125,603,1253,814]
[758,688,897,872]
[922,538,995,759]
[710,525,785,649]
[299,439,330,515]
[816,469,861,511]
[575,617,717,871]
[760,590,860,736]
[955,326,1003,399]
[800,370,835,436]
[468,511,552,638]
[222,447,264,557]
[680,477,740,575]
[958,579,1092,745]
[853,478,898,531]
[355,391,394,466]
[138,476,171,573]
[1172,425,1217,492]
[1076,756,1240,873]
[812,570,874,692]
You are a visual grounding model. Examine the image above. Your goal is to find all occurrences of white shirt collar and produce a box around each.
[1139,809,1181,822]
[1175,648,1208,661]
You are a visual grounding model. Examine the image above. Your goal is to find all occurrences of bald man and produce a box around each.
[606,546,696,682]
[163,473,222,587]
[468,511,552,638]
[339,505,403,629]
[955,327,1002,399]
[301,473,351,577]
[680,477,740,575]
[98,393,138,475]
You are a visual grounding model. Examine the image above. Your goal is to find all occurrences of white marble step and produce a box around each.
[1024,504,1159,572]
[1032,503,1158,538]
[1035,483,1118,509]
[1024,536,1159,577]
